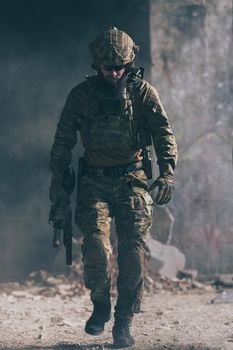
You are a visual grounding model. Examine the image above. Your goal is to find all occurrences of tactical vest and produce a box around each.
[80,76,152,150]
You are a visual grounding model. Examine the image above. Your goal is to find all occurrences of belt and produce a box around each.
[85,161,143,177]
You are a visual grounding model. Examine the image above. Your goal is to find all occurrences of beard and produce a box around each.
[98,71,128,98]
[104,76,120,86]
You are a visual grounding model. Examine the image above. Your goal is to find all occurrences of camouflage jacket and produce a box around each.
[50,74,178,180]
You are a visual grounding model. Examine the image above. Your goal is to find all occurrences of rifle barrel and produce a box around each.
[66,245,72,266]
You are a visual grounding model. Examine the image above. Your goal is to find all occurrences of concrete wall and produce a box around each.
[150,0,233,274]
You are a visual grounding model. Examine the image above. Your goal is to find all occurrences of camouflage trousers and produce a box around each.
[75,169,153,321]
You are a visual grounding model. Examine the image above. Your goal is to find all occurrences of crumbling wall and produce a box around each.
[150,0,233,274]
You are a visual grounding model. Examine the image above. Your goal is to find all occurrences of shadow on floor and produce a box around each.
[0,342,222,350]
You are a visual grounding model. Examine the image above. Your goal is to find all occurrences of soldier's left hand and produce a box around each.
[148,176,174,205]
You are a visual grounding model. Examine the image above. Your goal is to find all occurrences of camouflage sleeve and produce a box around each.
[140,82,178,176]
[49,87,82,180]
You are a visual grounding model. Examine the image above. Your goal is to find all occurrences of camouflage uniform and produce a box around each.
[49,27,177,338]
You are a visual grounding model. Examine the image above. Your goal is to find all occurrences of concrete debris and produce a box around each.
[46,276,64,286]
[146,235,186,279]
[210,291,233,304]
[0,254,217,299]
[212,274,233,288]
[177,269,198,280]
[29,270,48,283]
[11,291,32,298]
[191,280,206,289]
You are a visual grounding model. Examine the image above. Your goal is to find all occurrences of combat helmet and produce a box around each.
[89,26,139,70]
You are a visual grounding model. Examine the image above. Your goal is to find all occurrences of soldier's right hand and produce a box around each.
[49,177,69,204]
[49,178,70,226]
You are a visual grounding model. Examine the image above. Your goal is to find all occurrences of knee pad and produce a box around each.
[81,234,110,291]
[82,234,108,265]
[118,236,146,257]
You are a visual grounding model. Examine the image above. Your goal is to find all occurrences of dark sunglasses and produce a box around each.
[102,64,125,72]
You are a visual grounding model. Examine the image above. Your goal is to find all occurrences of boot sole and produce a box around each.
[113,339,135,348]
[85,327,104,336]
[85,314,111,336]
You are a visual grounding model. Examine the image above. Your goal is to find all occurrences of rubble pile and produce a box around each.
[0,262,86,299]
[110,253,212,295]
[144,266,213,294]
[0,254,215,299]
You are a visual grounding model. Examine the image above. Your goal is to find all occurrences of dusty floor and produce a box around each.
[0,290,232,350]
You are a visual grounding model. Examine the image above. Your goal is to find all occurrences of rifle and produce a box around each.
[49,165,75,266]
[128,66,144,80]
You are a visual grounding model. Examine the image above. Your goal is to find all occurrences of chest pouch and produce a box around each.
[81,88,137,150]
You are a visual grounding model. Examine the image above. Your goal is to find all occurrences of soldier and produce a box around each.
[49,27,178,348]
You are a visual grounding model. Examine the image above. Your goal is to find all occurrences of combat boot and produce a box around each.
[112,319,135,348]
[85,302,111,335]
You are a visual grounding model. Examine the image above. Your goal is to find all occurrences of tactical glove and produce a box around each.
[49,178,70,223]
[149,174,174,206]
[49,177,70,204]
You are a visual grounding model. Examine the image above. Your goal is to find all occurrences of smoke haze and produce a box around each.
[0,0,150,282]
